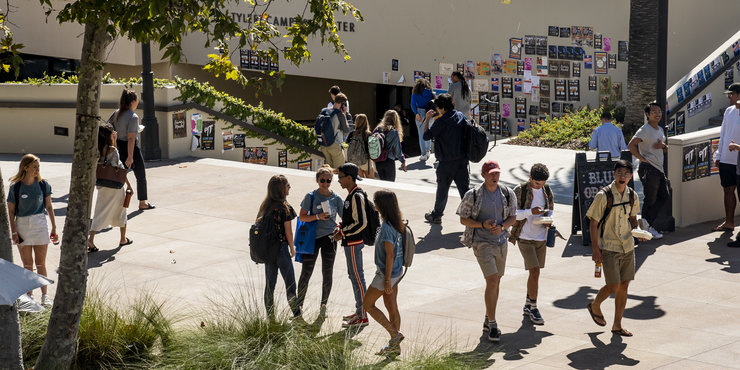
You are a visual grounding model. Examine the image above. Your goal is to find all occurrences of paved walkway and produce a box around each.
[2,143,739,369]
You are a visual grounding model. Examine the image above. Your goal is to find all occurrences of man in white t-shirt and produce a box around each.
[713,83,740,233]
[628,102,667,239]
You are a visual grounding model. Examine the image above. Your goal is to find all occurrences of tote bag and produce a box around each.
[294,191,317,262]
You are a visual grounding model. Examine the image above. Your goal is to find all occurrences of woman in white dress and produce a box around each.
[87,123,132,252]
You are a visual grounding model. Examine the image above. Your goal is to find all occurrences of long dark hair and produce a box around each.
[116,89,138,121]
[97,123,116,157]
[257,175,290,221]
[412,78,431,95]
[373,190,404,234]
[451,71,470,101]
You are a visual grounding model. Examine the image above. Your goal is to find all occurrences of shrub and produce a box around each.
[509,107,619,150]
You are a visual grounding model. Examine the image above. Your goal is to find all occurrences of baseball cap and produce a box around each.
[337,163,362,181]
[725,83,740,94]
[482,160,502,174]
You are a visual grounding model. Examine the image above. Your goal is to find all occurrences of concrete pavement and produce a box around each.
[2,143,739,369]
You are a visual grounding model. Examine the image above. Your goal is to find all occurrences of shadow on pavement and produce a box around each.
[566,332,639,369]
[416,223,463,253]
[552,286,665,320]
[87,242,124,269]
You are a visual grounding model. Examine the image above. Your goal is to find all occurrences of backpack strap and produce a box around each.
[518,181,529,210]
[597,186,614,239]
[308,191,315,216]
[39,180,48,201]
[13,182,20,208]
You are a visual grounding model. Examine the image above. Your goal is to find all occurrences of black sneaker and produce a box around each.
[487,327,501,342]
[482,316,490,331]
[729,240,740,248]
[425,211,442,224]
[523,304,531,316]
[528,307,544,325]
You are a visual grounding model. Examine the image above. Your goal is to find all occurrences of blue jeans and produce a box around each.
[344,242,366,318]
[264,242,300,317]
[415,108,431,154]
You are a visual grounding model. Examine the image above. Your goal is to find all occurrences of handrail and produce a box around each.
[668,51,740,117]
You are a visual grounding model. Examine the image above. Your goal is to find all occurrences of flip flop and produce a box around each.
[711,225,734,232]
[587,303,607,327]
[87,245,99,253]
[138,203,156,211]
[611,328,633,337]
[119,238,133,247]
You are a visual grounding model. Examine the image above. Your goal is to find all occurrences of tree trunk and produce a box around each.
[0,168,24,369]
[624,0,660,138]
[35,22,111,369]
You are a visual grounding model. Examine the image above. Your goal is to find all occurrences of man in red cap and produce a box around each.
[457,160,517,342]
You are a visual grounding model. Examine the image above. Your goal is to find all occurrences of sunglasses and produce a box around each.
[319,178,332,184]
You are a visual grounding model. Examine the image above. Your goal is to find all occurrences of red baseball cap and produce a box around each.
[482,160,502,174]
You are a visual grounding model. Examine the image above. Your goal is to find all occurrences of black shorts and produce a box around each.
[719,162,737,188]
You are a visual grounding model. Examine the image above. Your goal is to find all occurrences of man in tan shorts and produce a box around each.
[509,163,554,325]
[585,159,646,337]
[457,160,517,342]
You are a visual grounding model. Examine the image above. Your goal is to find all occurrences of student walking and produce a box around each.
[509,163,554,325]
[345,114,374,179]
[373,110,407,181]
[411,78,435,161]
[362,190,405,357]
[586,160,647,337]
[88,123,133,252]
[257,175,301,319]
[295,166,344,316]
[7,154,59,307]
[335,163,371,328]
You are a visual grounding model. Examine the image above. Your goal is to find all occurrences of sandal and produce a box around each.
[611,328,633,337]
[587,303,607,327]
[119,238,133,247]
[711,225,734,232]
[87,244,99,253]
[138,203,156,211]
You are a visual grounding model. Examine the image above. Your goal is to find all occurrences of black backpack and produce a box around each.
[361,191,380,245]
[597,186,636,238]
[465,118,489,163]
[249,211,281,264]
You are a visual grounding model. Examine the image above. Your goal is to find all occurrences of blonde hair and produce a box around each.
[10,154,42,184]
[377,110,403,142]
[316,164,333,181]
[353,114,371,139]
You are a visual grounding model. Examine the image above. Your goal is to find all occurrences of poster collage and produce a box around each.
[172,111,311,170]
[682,138,717,182]
[412,25,627,133]
[239,49,279,72]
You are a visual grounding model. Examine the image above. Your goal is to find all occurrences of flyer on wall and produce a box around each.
[697,141,711,178]
[608,54,617,69]
[570,26,582,45]
[537,56,548,76]
[539,97,550,115]
[667,116,676,136]
[515,97,527,118]
[548,45,557,59]
[172,112,187,139]
[504,59,518,74]
[594,52,608,74]
[568,79,580,101]
[711,137,721,175]
[465,60,476,79]
[517,61,525,75]
[682,145,696,182]
[439,62,454,76]
[502,77,513,98]
[298,159,312,171]
[278,150,288,168]
[612,82,623,101]
[548,26,559,37]
[531,85,540,103]
[554,79,567,101]
[529,104,539,116]
[559,27,570,38]
[572,62,581,77]
[191,113,203,134]
[603,37,612,52]
[524,35,536,55]
[540,79,550,97]
[244,147,268,165]
[201,120,215,150]
[514,78,523,92]
[477,62,491,76]
[584,54,593,69]
[491,54,503,74]
[599,76,611,95]
[536,36,548,56]
[491,78,500,91]
[559,61,570,78]
[524,57,533,71]
[618,41,628,61]
[435,75,443,89]
[676,110,686,134]
[233,134,245,148]
[222,131,234,151]
[502,103,511,118]
[594,34,603,49]
[588,75,597,90]
[510,37,522,59]
[676,86,685,103]
[548,59,559,77]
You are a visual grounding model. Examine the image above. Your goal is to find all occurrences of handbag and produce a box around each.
[96,152,126,189]
[294,191,317,262]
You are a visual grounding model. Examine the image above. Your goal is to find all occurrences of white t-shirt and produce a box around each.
[717,105,740,165]
[516,187,548,241]
[634,123,666,173]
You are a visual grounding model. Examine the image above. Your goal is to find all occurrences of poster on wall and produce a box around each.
[676,86,685,103]
[548,26,559,37]
[244,147,268,165]
[502,103,511,118]
[612,82,623,101]
[667,116,676,137]
[439,62,454,76]
[172,112,187,139]
[191,113,202,134]
[222,131,234,151]
[682,145,697,182]
[588,75,597,91]
[594,34,603,49]
[554,79,567,101]
[608,54,617,69]
[517,61,525,75]
[536,56,548,76]
[435,75,443,89]
[536,36,548,56]
[603,37,612,52]
[297,159,312,171]
[572,62,581,77]
[515,97,527,118]
[559,27,570,38]
[524,35,536,55]
[696,141,711,179]
[539,97,550,115]
[726,69,735,90]
[584,54,593,69]
[239,49,249,69]
[477,62,491,76]
[562,103,574,114]
[618,41,629,61]
[676,110,686,134]
[278,150,288,168]
[491,54,503,74]
[465,60,476,79]
[201,120,215,150]
[548,45,557,59]
[510,38,522,59]
[559,61,570,78]
[491,78,500,91]
[502,77,513,98]
[524,57,533,71]
[711,137,721,175]
[540,79,550,97]
[514,78,523,92]
[473,78,489,92]
[598,76,612,96]
[233,134,245,148]
[548,59,559,77]
[594,52,608,74]
[568,79,580,101]
[504,59,518,74]
[552,102,561,113]
[529,104,539,116]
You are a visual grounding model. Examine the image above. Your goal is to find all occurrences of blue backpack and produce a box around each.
[315,109,336,147]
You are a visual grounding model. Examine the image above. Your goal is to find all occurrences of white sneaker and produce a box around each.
[419,153,428,161]
[648,227,663,239]
[17,294,44,313]
[41,294,53,307]
[639,218,650,231]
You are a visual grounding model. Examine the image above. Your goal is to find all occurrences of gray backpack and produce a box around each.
[400,220,416,279]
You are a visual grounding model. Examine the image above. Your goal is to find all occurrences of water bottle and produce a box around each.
[594,262,602,278]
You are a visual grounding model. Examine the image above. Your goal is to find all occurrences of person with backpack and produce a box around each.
[457,160,517,343]
[317,93,352,169]
[423,93,470,224]
[508,163,554,325]
[7,154,59,307]
[585,159,647,337]
[362,190,405,357]
[334,163,376,328]
[295,165,344,317]
[373,110,407,182]
[255,175,301,319]
[449,71,472,118]
[345,114,375,179]
[411,79,435,161]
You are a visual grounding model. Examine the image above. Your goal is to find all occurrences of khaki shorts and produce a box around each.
[518,239,547,270]
[320,142,345,169]
[471,241,507,277]
[601,249,635,285]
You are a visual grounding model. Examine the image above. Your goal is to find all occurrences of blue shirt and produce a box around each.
[589,122,627,158]
[410,89,435,115]
[300,190,344,238]
[374,222,404,278]
[7,180,51,217]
